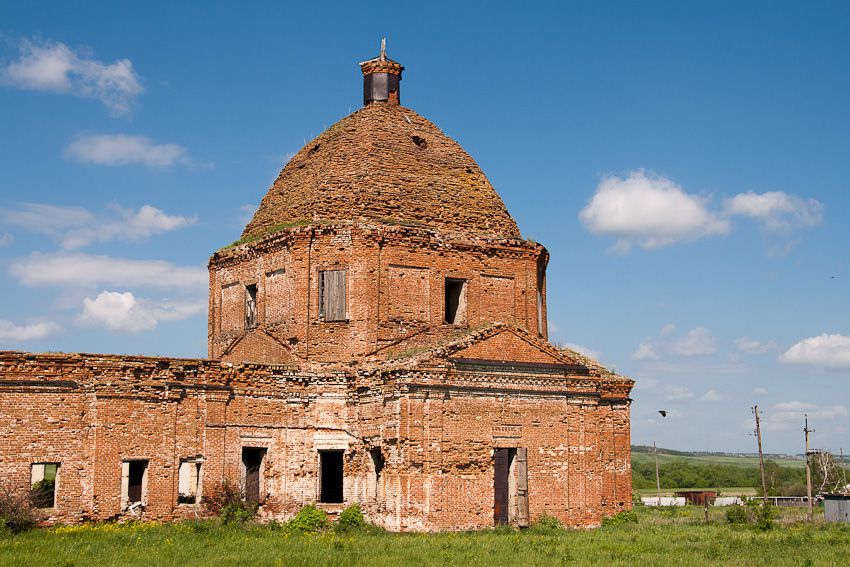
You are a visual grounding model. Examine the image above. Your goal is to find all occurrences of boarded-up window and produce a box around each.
[220,282,243,333]
[30,463,59,508]
[264,269,290,324]
[479,274,515,324]
[178,459,202,504]
[121,460,149,510]
[445,278,467,325]
[387,265,429,322]
[319,270,347,322]
[245,284,258,329]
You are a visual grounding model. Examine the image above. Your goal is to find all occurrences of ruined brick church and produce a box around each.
[0,48,633,530]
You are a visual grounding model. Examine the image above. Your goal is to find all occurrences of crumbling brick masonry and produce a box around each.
[0,48,633,530]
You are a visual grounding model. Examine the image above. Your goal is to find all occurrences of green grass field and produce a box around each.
[2,506,848,566]
[631,451,806,469]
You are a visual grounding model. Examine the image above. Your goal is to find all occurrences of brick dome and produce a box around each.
[242,102,522,240]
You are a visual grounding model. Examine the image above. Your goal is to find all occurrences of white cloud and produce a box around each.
[65,134,190,167]
[632,341,659,361]
[660,324,676,337]
[578,170,729,251]
[724,191,822,231]
[673,327,717,357]
[62,205,196,249]
[0,203,95,232]
[763,401,848,431]
[563,342,601,360]
[10,252,207,290]
[79,291,155,332]
[701,389,722,402]
[78,291,204,333]
[752,387,768,396]
[1,39,143,115]
[239,204,258,224]
[0,233,12,246]
[665,385,694,401]
[779,334,850,370]
[0,203,195,249]
[735,337,777,355]
[0,319,61,342]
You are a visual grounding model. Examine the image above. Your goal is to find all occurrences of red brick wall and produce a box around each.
[208,224,549,364]
[0,351,631,530]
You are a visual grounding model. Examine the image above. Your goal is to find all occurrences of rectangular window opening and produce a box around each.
[319,270,347,322]
[245,284,258,329]
[368,449,385,502]
[178,459,203,505]
[122,459,149,510]
[30,463,59,508]
[536,260,546,337]
[241,447,266,503]
[445,278,466,325]
[319,450,344,504]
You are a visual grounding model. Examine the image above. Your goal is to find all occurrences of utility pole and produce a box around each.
[654,440,662,506]
[804,415,814,521]
[753,405,768,505]
[841,447,847,489]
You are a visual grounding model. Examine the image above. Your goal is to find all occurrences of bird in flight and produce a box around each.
[658,410,667,417]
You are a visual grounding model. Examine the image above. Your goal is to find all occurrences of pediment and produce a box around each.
[221,330,299,365]
[446,327,570,367]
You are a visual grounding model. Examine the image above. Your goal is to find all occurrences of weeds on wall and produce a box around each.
[201,480,258,525]
[0,483,39,534]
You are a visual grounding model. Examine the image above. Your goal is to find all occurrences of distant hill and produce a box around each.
[630,445,806,468]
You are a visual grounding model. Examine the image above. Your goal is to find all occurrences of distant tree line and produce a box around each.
[632,459,810,496]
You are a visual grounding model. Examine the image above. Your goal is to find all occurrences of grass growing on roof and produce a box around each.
[219,218,315,250]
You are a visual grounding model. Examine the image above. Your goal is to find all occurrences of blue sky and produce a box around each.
[1,1,848,454]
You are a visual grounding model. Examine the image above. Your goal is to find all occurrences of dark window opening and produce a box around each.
[370,449,385,479]
[30,463,59,508]
[242,447,266,503]
[411,135,428,149]
[319,270,347,322]
[536,258,546,337]
[319,451,344,503]
[245,284,258,329]
[127,460,147,505]
[369,449,384,501]
[445,278,466,325]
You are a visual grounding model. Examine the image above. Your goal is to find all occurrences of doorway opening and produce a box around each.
[319,450,344,503]
[241,447,266,502]
[494,447,529,526]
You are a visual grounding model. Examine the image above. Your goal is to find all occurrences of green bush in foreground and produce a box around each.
[725,503,777,530]
[528,513,564,532]
[725,504,750,524]
[337,503,367,531]
[287,504,329,533]
[0,484,39,534]
[601,510,638,526]
[756,503,778,531]
[201,479,258,525]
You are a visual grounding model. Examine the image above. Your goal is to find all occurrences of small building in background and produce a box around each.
[823,494,850,522]
[674,490,717,506]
